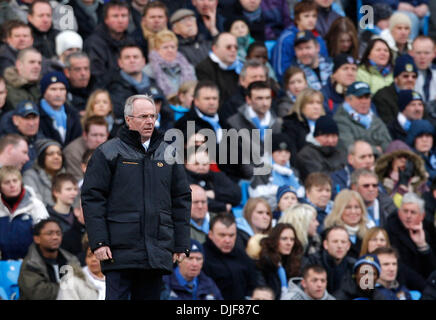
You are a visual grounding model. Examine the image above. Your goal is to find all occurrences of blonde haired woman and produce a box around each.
[144,30,197,98]
[324,189,372,258]
[236,197,273,250]
[279,203,321,257]
[282,88,325,152]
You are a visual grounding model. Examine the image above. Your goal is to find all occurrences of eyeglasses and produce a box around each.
[41,231,62,237]
[225,44,238,50]
[361,184,378,189]
[127,114,157,121]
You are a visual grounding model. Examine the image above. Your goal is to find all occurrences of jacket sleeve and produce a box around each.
[170,163,192,253]
[18,262,59,300]
[211,172,242,207]
[81,148,113,251]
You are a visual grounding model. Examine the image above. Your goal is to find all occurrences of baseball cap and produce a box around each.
[14,100,39,117]
[346,81,371,97]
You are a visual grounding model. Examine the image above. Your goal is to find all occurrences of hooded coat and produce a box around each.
[374,141,429,196]
[4,66,40,108]
[281,277,336,300]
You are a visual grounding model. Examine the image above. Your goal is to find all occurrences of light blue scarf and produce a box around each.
[343,102,373,129]
[120,70,151,92]
[250,115,269,141]
[195,107,222,134]
[40,99,67,142]
[277,264,288,289]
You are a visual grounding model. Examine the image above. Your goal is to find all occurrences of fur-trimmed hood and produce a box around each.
[374,143,428,194]
[4,66,34,88]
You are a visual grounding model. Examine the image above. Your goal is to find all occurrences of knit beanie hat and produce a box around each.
[55,30,83,57]
[397,90,423,112]
[40,71,69,96]
[34,138,62,157]
[276,185,297,204]
[406,119,435,147]
[332,54,357,74]
[353,254,381,275]
[389,12,412,32]
[314,115,339,137]
[189,239,204,255]
[394,54,417,78]
[272,133,292,153]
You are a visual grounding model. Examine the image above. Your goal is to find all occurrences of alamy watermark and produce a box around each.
[359,5,374,30]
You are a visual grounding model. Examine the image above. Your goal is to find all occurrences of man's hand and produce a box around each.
[201,7,218,36]
[408,223,427,248]
[94,246,112,261]
[173,252,187,263]
[205,190,215,199]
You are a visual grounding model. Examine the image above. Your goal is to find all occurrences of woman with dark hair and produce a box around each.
[256,223,304,300]
[23,139,65,206]
[324,17,359,60]
[357,38,394,95]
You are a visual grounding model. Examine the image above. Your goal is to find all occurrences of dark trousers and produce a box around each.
[105,269,163,300]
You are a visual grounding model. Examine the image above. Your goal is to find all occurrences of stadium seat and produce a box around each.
[232,180,251,218]
[264,40,276,60]
[409,290,421,300]
[0,260,22,300]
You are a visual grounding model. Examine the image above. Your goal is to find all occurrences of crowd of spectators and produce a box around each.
[0,0,436,301]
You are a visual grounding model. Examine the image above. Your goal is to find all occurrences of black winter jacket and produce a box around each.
[81,125,191,273]
[373,83,398,125]
[202,237,258,300]
[303,250,356,294]
[29,23,59,59]
[84,24,133,88]
[38,101,82,147]
[333,273,386,300]
[68,0,103,40]
[386,212,436,279]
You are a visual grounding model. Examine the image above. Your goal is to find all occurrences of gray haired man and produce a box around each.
[81,94,191,300]
[386,192,436,279]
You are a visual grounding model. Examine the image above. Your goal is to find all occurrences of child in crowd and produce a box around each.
[168,80,197,121]
[249,133,305,209]
[272,185,299,226]
[227,17,255,61]
[46,173,80,233]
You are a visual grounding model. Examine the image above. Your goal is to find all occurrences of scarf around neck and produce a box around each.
[40,99,67,143]
[243,7,262,22]
[343,102,373,129]
[209,51,243,74]
[120,70,151,92]
[148,50,196,97]
[369,59,392,77]
[75,0,99,25]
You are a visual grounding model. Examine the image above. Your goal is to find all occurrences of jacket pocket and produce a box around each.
[107,213,141,249]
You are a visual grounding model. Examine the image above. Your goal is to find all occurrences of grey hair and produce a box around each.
[350,168,378,187]
[401,192,425,213]
[124,94,156,118]
[240,59,268,80]
[347,140,371,156]
[64,51,89,69]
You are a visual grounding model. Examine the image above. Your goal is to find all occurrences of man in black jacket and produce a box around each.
[373,54,418,125]
[170,8,212,67]
[304,226,356,294]
[202,212,258,300]
[37,71,82,147]
[81,94,191,300]
[27,0,59,59]
[63,52,97,114]
[84,0,133,88]
[295,115,345,182]
[386,192,436,279]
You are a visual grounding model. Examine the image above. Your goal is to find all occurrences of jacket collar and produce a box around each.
[118,124,163,154]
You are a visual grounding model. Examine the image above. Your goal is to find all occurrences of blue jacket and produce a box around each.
[330,164,353,199]
[291,55,333,91]
[375,283,412,300]
[0,187,48,260]
[321,78,345,116]
[162,269,223,300]
[272,26,329,83]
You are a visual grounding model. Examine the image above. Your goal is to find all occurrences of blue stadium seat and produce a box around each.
[0,260,22,300]
[409,290,421,300]
[264,40,276,60]
[232,180,251,218]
